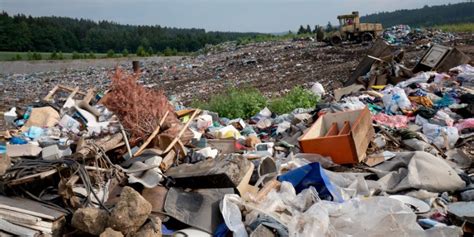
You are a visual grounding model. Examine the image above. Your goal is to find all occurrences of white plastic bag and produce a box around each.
[382,87,411,113]
[396,72,436,88]
[311,82,325,97]
[221,194,248,237]
[422,123,459,149]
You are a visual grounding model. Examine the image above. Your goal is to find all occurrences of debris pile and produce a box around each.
[0,41,473,236]
[384,24,458,46]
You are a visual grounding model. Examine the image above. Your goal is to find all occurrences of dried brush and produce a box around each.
[100,68,178,141]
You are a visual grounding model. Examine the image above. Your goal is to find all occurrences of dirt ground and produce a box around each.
[1,38,473,116]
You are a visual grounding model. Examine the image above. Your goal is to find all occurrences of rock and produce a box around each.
[100,228,124,237]
[72,207,109,235]
[135,216,162,237]
[108,186,152,235]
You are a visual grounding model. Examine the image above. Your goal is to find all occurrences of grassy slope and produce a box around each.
[0,52,113,61]
[434,23,474,33]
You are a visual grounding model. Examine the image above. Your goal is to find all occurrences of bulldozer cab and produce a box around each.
[337,11,360,27]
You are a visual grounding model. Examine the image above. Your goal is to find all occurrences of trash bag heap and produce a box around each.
[0,40,473,236]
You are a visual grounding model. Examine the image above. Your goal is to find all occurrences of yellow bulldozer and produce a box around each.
[329,11,383,45]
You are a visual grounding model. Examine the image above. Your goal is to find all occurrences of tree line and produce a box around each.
[0,12,262,54]
[360,2,474,28]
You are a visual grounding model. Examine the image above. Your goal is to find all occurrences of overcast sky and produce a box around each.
[0,0,466,33]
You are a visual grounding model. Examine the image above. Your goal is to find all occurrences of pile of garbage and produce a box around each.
[0,40,373,112]
[0,42,473,236]
[384,24,457,47]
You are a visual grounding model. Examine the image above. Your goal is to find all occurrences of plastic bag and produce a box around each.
[311,82,325,97]
[288,202,329,237]
[382,87,411,113]
[396,72,436,88]
[433,110,454,127]
[278,162,343,202]
[422,123,459,149]
[220,194,248,237]
[326,197,426,237]
[455,118,474,131]
[340,96,366,111]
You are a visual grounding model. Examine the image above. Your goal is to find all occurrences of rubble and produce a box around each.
[72,207,109,235]
[108,187,153,235]
[0,33,473,236]
[100,228,124,237]
[384,24,458,46]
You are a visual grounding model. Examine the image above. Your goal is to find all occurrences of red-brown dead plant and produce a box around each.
[101,68,178,141]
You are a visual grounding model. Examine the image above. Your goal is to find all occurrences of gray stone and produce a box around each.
[100,228,124,237]
[108,186,152,235]
[72,207,109,235]
[135,216,162,237]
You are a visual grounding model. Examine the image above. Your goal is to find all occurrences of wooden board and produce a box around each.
[0,196,65,221]
[345,39,392,86]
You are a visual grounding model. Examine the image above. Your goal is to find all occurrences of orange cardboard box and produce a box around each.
[299,107,374,164]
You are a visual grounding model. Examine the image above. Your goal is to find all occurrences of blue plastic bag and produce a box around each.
[278,162,343,202]
[10,136,28,145]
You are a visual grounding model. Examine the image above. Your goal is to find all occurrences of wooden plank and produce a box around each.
[8,169,57,186]
[0,219,39,237]
[159,150,176,172]
[163,109,200,154]
[133,110,170,157]
[0,196,65,220]
[0,209,41,225]
[10,221,52,234]
[345,39,392,86]
[66,86,80,101]
[58,85,87,95]
[43,85,59,101]
[0,213,53,229]
[325,123,339,137]
[339,121,351,135]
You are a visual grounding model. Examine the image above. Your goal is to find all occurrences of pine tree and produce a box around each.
[297,25,306,35]
[326,22,333,32]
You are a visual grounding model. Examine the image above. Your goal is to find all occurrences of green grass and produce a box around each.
[191,87,267,119]
[0,51,112,61]
[236,32,318,46]
[0,51,195,61]
[268,86,319,115]
[434,23,474,33]
[191,86,319,119]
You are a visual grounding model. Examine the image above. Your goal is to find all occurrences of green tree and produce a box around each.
[147,46,154,56]
[326,22,333,32]
[297,25,306,35]
[163,47,177,56]
[122,48,129,57]
[306,25,312,34]
[136,45,147,57]
[26,51,33,60]
[88,51,96,59]
[49,51,58,60]
[106,49,115,58]
[58,51,64,60]
[32,52,42,60]
[72,51,82,59]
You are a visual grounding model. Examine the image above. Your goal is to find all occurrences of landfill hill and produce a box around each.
[1,36,474,114]
[361,2,474,27]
